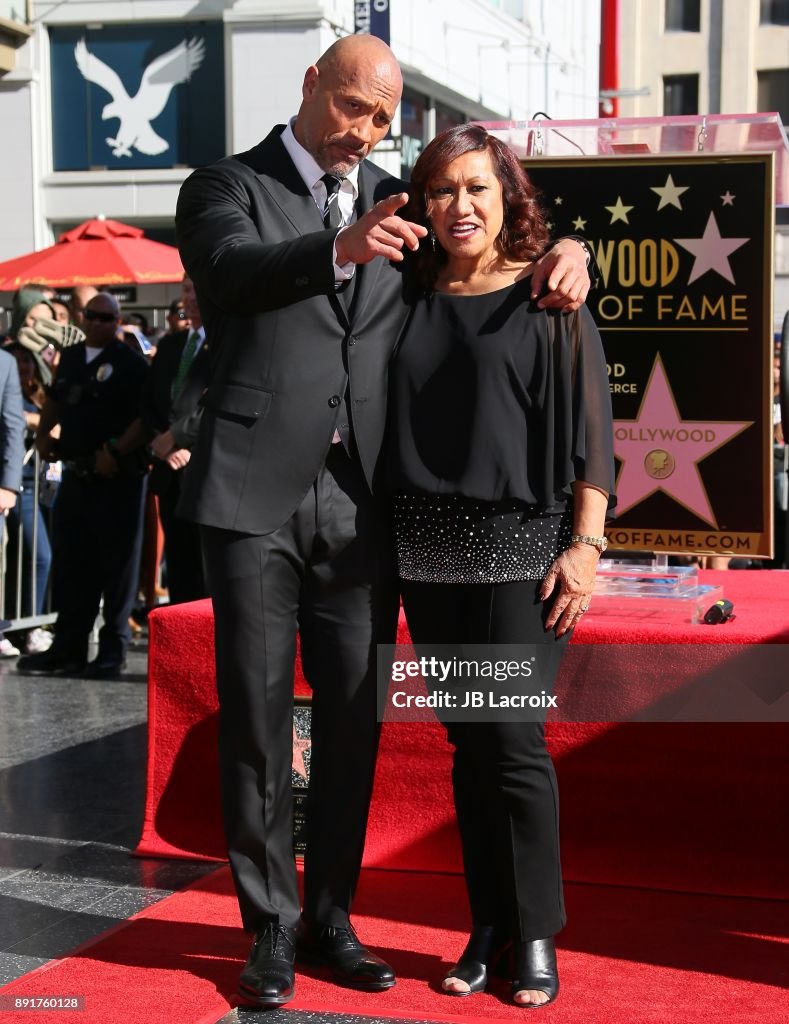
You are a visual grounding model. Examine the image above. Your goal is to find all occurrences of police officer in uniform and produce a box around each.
[18,292,149,679]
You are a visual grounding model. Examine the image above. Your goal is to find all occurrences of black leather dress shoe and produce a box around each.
[81,657,126,680]
[17,650,87,677]
[511,937,559,1008]
[296,921,395,991]
[238,923,296,1007]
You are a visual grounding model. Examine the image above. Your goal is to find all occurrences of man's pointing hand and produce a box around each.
[334,193,427,265]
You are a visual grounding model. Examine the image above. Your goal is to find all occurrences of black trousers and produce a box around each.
[201,445,399,931]
[51,471,145,662]
[399,577,569,941]
[157,476,207,605]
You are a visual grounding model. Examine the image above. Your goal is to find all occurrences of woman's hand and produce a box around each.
[540,544,599,637]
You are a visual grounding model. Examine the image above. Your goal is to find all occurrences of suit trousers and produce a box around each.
[157,474,207,605]
[201,444,399,932]
[399,577,569,941]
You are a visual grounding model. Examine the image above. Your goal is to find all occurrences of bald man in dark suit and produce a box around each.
[176,34,592,1008]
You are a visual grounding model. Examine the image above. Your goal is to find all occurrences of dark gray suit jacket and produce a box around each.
[175,126,408,535]
[139,328,212,497]
[0,349,26,494]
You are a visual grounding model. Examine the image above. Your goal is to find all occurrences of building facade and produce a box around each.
[612,0,789,324]
[0,0,600,267]
[615,0,788,122]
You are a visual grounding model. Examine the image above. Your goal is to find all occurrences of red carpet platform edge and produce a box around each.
[138,570,789,902]
[0,865,787,1024]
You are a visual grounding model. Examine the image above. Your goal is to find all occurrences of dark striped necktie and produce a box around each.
[321,173,345,230]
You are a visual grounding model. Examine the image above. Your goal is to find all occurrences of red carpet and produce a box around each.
[1,865,786,1024]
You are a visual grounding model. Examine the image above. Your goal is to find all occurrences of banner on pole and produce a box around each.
[354,1,391,45]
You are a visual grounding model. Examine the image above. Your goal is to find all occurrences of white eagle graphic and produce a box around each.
[74,37,205,158]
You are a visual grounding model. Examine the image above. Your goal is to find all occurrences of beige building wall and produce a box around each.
[617,0,789,325]
[617,0,789,117]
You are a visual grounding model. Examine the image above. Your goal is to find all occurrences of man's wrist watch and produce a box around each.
[570,533,608,554]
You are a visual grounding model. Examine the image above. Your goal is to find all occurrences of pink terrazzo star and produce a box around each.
[613,356,752,526]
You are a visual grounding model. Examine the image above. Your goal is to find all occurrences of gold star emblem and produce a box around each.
[650,174,689,211]
[572,216,587,231]
[605,196,634,224]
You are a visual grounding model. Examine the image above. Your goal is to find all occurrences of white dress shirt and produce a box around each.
[280,118,358,281]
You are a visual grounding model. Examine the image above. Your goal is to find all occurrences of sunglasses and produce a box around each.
[175,309,188,320]
[84,309,117,323]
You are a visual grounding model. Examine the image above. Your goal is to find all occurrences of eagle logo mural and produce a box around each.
[74,37,205,159]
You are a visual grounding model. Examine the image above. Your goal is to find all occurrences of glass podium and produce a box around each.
[480,112,789,205]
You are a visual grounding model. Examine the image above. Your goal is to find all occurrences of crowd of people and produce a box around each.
[0,277,209,675]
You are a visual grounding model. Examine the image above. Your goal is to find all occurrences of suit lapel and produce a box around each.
[245,131,390,327]
[347,162,386,325]
[249,128,324,235]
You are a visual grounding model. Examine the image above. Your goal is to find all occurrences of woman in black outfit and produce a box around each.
[388,125,616,1008]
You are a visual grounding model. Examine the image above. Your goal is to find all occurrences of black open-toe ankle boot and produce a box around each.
[442,926,510,997]
[511,937,559,1008]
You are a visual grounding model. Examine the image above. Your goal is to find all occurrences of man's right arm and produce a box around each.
[176,168,426,316]
[176,164,340,316]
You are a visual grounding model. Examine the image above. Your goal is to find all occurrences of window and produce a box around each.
[483,0,525,17]
[665,0,701,31]
[400,89,427,180]
[663,74,699,114]
[760,0,789,24]
[758,69,789,125]
[502,0,525,17]
[0,1,26,22]
[435,102,466,137]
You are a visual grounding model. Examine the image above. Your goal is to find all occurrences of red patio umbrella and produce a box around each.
[0,217,184,289]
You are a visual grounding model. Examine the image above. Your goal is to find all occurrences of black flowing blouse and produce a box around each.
[387,278,616,511]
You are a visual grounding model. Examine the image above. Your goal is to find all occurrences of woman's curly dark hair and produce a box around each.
[405,123,549,289]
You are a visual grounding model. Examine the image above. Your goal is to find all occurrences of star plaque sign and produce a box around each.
[528,154,774,559]
[292,696,312,856]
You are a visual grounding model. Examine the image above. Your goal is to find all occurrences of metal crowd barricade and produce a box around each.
[0,449,57,630]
